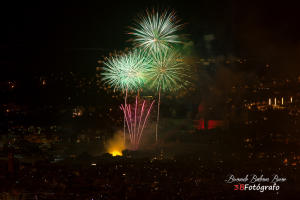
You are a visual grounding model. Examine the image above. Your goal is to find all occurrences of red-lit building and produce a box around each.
[194,104,225,130]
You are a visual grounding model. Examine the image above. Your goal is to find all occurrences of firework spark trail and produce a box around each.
[121,104,131,141]
[134,97,137,143]
[128,104,133,139]
[120,97,155,150]
[137,100,146,136]
[123,88,128,145]
[138,100,154,146]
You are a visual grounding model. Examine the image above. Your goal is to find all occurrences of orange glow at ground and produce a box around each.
[106,131,125,157]
[110,150,123,156]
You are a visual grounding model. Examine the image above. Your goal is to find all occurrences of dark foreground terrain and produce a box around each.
[0,128,299,200]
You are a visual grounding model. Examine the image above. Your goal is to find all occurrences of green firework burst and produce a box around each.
[129,9,182,52]
[102,49,151,91]
[146,48,190,92]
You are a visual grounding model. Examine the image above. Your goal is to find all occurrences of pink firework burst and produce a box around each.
[120,96,155,150]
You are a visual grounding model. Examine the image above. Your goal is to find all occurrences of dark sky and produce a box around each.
[1,0,300,78]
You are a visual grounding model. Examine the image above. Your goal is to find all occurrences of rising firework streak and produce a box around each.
[120,96,155,150]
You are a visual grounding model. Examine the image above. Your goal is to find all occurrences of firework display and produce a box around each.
[102,8,189,147]
[4,2,300,199]
[129,10,182,52]
[120,96,155,150]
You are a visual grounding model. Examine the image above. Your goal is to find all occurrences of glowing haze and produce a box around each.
[106,131,125,156]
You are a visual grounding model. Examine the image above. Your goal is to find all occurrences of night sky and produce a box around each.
[1,0,300,78]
